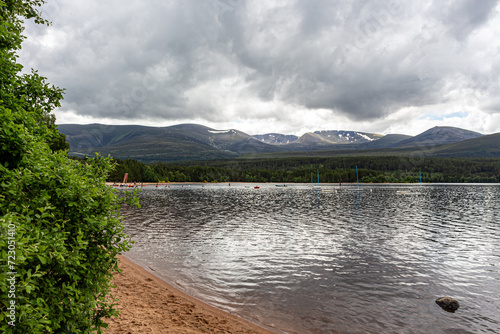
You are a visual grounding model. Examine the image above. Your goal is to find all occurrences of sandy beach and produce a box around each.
[103,255,276,334]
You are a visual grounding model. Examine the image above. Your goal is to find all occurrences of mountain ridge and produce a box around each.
[394,126,483,148]
[58,124,496,162]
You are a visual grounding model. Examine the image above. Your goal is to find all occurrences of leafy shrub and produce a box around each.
[1,1,134,332]
[0,143,134,333]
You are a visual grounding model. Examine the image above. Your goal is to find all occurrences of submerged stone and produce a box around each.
[435,297,460,312]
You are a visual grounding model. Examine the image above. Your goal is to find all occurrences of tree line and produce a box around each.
[107,156,500,184]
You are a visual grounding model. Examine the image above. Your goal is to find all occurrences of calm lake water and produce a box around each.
[122,183,500,334]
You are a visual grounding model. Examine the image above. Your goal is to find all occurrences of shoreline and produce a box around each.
[103,254,277,334]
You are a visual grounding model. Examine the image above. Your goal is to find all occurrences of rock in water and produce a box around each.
[435,297,460,312]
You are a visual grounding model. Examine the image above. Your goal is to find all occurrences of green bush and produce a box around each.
[0,146,134,333]
[1,1,134,332]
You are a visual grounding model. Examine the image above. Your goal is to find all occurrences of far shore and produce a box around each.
[103,255,278,334]
[106,181,365,186]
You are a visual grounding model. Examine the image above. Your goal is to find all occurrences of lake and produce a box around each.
[121,183,500,333]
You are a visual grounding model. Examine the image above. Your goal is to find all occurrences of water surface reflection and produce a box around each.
[123,184,500,333]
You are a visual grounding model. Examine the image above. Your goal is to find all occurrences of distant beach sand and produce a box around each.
[103,255,276,334]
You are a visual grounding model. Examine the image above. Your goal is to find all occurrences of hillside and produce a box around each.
[313,130,382,144]
[362,134,412,149]
[433,132,500,157]
[394,126,483,148]
[58,123,498,162]
[254,133,298,144]
[59,123,280,162]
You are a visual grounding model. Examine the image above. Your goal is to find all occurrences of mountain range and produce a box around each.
[58,124,500,162]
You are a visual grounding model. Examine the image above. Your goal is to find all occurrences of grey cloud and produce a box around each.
[29,1,227,119]
[224,1,449,119]
[18,0,500,127]
[436,0,498,41]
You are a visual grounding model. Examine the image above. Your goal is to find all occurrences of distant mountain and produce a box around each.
[313,130,382,144]
[361,134,412,149]
[58,123,496,162]
[254,130,382,146]
[432,132,500,157]
[280,130,384,151]
[253,133,299,144]
[294,132,332,145]
[394,126,483,148]
[166,124,264,153]
[59,123,279,162]
[62,124,181,150]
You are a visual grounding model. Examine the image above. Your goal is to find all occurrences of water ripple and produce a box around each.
[123,184,500,334]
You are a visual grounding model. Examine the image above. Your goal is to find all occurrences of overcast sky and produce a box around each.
[19,0,500,136]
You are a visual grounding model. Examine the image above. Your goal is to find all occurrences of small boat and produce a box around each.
[254,186,260,189]
[275,184,287,187]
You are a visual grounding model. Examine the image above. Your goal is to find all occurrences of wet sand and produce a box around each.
[103,255,276,334]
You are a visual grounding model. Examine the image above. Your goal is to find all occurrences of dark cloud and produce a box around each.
[436,0,498,40]
[18,0,500,134]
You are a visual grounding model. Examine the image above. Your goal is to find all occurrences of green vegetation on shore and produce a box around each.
[1,2,133,333]
[108,156,500,184]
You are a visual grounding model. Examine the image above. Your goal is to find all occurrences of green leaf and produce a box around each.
[0,4,134,329]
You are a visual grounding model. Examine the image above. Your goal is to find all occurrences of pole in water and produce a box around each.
[356,166,359,188]
[317,170,320,184]
[311,172,313,184]
[420,170,422,184]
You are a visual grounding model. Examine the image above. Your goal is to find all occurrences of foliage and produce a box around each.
[0,150,135,333]
[1,1,133,333]
[107,156,500,184]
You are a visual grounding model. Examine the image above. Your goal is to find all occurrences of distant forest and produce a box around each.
[105,156,500,183]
